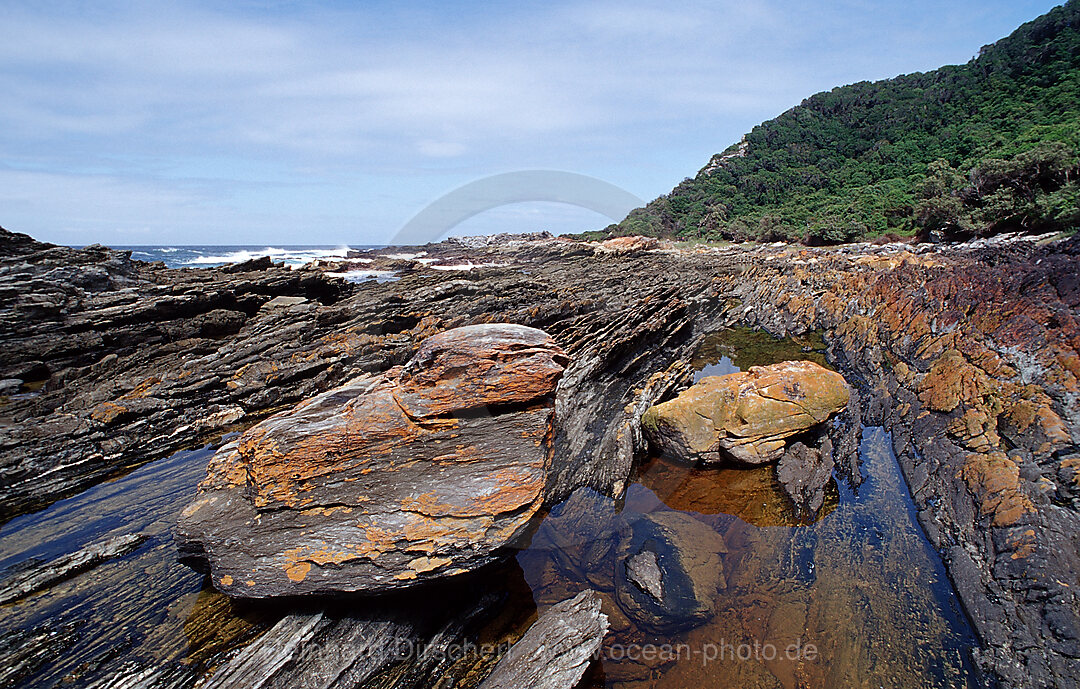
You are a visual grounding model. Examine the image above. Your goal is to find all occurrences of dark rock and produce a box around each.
[776,438,834,517]
[479,590,608,689]
[221,256,274,273]
[199,579,519,689]
[204,611,416,689]
[177,324,568,597]
[614,510,726,633]
[0,623,80,688]
[0,533,145,605]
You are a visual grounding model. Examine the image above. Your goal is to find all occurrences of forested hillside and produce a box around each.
[611,0,1080,243]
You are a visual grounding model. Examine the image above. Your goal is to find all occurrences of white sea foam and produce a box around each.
[430,262,508,271]
[325,270,399,283]
[383,251,428,260]
[184,246,352,268]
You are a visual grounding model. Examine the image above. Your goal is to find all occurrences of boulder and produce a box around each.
[776,438,835,517]
[177,323,569,597]
[642,360,849,465]
[614,511,726,633]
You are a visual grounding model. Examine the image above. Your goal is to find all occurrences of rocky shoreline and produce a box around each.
[2,227,1078,687]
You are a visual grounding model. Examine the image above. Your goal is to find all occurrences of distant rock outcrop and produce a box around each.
[177,323,568,597]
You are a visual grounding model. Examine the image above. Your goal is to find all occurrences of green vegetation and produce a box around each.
[611,1,1080,244]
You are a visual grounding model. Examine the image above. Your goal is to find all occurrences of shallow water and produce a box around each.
[0,440,278,687]
[691,327,830,382]
[0,326,980,688]
[517,427,979,688]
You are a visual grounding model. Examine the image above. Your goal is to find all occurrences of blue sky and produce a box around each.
[0,0,1063,246]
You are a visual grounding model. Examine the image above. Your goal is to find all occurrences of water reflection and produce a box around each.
[636,455,837,527]
[690,327,831,379]
[0,441,278,687]
[518,427,979,688]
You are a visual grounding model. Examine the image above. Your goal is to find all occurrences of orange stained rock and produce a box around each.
[960,452,1035,527]
[90,401,128,424]
[119,376,162,400]
[918,350,993,413]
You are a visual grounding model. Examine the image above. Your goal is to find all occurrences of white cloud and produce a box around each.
[0,0,1060,244]
[416,140,468,158]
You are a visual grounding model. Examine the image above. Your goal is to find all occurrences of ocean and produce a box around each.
[114,245,383,270]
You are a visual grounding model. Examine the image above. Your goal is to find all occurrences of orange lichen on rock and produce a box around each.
[918,350,993,413]
[90,401,128,425]
[119,376,162,400]
[960,452,1035,527]
[177,323,569,597]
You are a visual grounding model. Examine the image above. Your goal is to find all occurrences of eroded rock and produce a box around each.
[642,360,850,465]
[177,323,568,597]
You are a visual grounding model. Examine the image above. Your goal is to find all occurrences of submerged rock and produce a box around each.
[177,323,568,597]
[0,533,145,605]
[479,590,608,689]
[614,511,726,633]
[642,360,850,465]
[776,438,835,516]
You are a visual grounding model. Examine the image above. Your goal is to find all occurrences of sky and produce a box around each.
[0,0,1064,247]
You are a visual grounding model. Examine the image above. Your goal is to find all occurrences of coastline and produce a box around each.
[1,227,1078,687]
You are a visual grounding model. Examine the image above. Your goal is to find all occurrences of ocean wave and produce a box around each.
[183,246,352,267]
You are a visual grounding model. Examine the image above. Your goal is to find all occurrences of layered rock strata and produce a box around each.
[177,324,567,597]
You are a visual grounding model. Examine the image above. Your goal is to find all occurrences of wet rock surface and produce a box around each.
[642,360,850,465]
[0,533,144,605]
[177,324,567,597]
[3,227,1080,687]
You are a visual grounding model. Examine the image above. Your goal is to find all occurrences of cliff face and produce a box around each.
[2,228,1078,686]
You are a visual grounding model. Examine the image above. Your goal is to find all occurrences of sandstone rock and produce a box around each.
[177,323,568,597]
[260,295,309,309]
[479,590,608,689]
[614,511,726,633]
[642,360,850,465]
[594,235,660,254]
